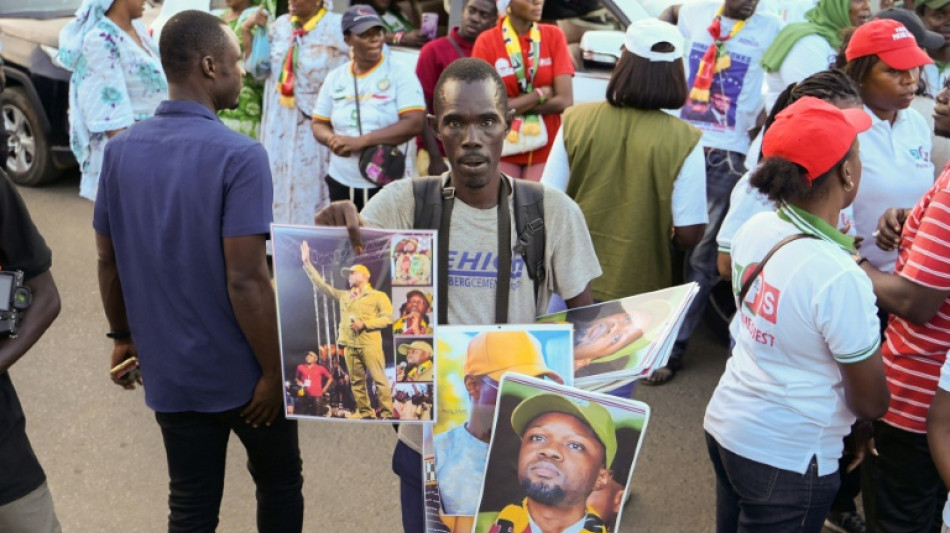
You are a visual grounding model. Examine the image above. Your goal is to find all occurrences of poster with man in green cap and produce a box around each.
[474,374,650,533]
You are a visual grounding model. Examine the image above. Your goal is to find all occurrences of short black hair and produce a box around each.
[762,69,860,142]
[433,58,509,115]
[750,146,852,204]
[606,45,688,110]
[159,10,232,83]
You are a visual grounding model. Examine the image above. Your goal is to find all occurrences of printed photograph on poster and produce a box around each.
[272,225,436,423]
[536,284,698,384]
[679,46,751,132]
[425,324,573,529]
[471,374,650,533]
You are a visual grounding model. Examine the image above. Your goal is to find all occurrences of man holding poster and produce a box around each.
[301,241,395,419]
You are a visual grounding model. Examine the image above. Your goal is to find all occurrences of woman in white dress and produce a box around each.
[58,0,168,201]
[244,0,349,225]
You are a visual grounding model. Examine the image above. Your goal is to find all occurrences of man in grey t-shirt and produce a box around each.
[314,58,601,533]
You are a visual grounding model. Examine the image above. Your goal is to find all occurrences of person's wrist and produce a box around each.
[535,88,546,104]
[393,31,404,44]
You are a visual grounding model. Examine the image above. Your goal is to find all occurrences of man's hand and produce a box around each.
[240,374,282,427]
[399,29,429,47]
[350,318,365,332]
[875,207,909,251]
[109,341,140,390]
[314,201,365,254]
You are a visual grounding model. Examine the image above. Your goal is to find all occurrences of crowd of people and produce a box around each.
[6,0,950,531]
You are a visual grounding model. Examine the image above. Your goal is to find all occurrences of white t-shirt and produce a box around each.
[924,62,949,100]
[540,126,709,226]
[939,355,950,527]
[853,106,935,271]
[705,205,880,476]
[764,34,836,112]
[717,171,856,254]
[312,54,425,188]
[677,0,783,154]
[362,176,603,452]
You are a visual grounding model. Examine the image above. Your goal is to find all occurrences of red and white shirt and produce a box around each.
[882,168,950,434]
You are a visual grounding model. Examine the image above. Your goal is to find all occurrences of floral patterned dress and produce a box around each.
[67,18,167,200]
[260,12,348,225]
[215,7,265,138]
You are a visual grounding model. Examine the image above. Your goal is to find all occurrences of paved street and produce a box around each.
[13,174,729,532]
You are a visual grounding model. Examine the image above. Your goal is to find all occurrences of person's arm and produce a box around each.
[837,347,890,420]
[96,232,139,389]
[77,29,136,139]
[311,119,335,146]
[670,143,708,249]
[660,4,681,24]
[421,119,448,175]
[301,243,345,299]
[0,271,60,374]
[859,263,950,325]
[360,293,395,330]
[240,7,269,60]
[928,387,950,490]
[717,253,732,280]
[873,207,910,251]
[532,74,573,115]
[539,126,571,191]
[565,285,594,308]
[223,234,282,427]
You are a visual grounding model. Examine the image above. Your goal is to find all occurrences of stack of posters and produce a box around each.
[537,283,699,392]
[272,225,436,423]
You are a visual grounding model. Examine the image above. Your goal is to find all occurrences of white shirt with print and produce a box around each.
[313,54,425,188]
[677,0,783,154]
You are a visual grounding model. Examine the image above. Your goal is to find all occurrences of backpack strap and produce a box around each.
[412,175,447,230]
[512,179,546,300]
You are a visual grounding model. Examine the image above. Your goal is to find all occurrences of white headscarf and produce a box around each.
[58,0,116,71]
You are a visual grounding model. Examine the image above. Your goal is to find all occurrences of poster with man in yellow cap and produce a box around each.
[421,325,572,531]
[474,374,650,533]
[270,225,437,423]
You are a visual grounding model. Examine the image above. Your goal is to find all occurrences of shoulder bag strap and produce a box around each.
[445,34,466,59]
[738,233,815,304]
[352,66,363,136]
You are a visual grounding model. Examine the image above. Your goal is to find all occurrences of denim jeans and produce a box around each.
[392,440,424,533]
[706,432,840,533]
[672,149,746,366]
[154,408,304,533]
[861,420,946,533]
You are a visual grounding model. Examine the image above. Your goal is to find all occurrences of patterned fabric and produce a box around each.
[57,0,115,70]
[216,7,266,138]
[65,17,167,200]
[260,12,348,224]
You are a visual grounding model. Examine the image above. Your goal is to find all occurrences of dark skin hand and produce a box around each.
[224,234,283,427]
[874,207,910,251]
[0,271,61,375]
[96,233,141,390]
[860,260,950,325]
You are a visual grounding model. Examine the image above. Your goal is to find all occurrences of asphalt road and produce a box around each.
[12,174,731,532]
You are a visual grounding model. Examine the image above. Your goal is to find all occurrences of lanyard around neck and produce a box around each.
[437,176,512,325]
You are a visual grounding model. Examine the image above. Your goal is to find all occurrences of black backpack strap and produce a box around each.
[511,179,546,300]
[411,175,446,230]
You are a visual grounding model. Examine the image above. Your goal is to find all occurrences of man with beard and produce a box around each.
[301,244,395,419]
[481,393,615,533]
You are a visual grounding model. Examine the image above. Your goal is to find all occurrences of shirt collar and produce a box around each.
[155,100,221,121]
[864,104,907,128]
[776,203,856,253]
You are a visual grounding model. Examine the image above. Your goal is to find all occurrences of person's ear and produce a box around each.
[592,467,610,492]
[464,375,481,400]
[428,113,440,140]
[505,108,516,133]
[201,55,216,79]
[610,480,624,513]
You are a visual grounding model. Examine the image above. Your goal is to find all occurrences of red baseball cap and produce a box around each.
[762,97,872,182]
[845,19,934,70]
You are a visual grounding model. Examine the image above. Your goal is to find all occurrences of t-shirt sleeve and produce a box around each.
[815,268,881,364]
[396,67,426,114]
[221,144,274,238]
[539,126,570,191]
[312,69,336,121]
[77,29,135,133]
[547,25,575,78]
[898,186,950,290]
[360,179,416,229]
[672,142,708,226]
[0,173,52,280]
[544,187,602,300]
[778,35,833,86]
[415,42,440,109]
[718,173,771,253]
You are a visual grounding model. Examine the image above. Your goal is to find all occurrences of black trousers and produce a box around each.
[325,175,381,212]
[861,420,945,533]
[155,407,304,533]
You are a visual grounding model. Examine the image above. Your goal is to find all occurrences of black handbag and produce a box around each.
[353,71,406,187]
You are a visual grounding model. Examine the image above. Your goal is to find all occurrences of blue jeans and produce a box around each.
[392,440,424,533]
[155,408,304,533]
[672,149,746,366]
[706,432,840,533]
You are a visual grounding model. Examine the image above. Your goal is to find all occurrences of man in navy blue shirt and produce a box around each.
[93,11,303,532]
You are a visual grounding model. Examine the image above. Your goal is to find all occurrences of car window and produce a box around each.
[0,0,84,17]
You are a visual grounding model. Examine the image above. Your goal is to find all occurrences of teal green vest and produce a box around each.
[563,102,702,301]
